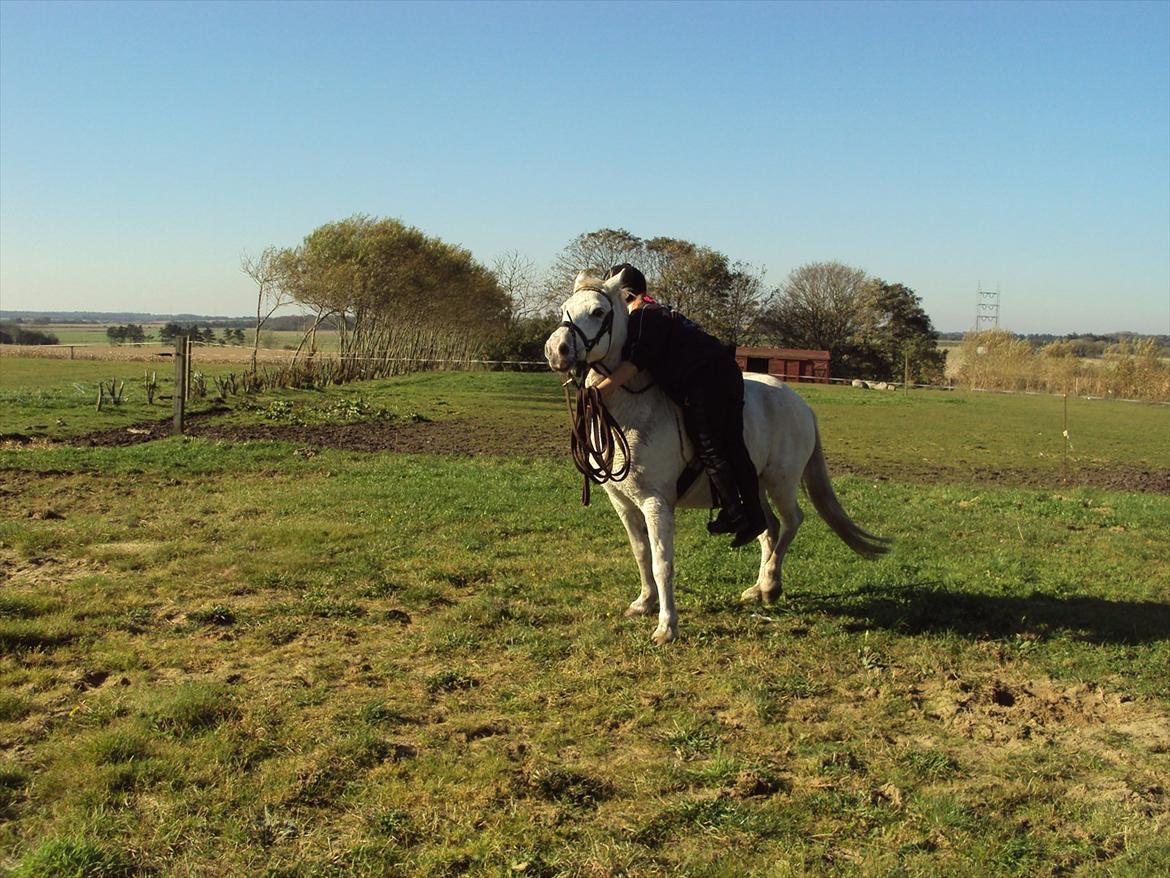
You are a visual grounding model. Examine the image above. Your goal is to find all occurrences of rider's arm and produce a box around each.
[597,361,639,400]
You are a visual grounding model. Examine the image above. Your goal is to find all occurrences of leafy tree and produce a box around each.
[159,322,213,345]
[105,324,146,345]
[761,261,870,374]
[0,322,58,345]
[158,322,184,344]
[845,281,945,382]
[278,215,509,379]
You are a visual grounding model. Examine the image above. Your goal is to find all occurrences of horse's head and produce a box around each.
[544,270,629,374]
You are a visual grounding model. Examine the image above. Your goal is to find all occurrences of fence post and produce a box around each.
[1062,393,1069,484]
[185,336,193,403]
[174,336,188,435]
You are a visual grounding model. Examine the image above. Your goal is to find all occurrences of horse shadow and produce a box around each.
[783,581,1170,645]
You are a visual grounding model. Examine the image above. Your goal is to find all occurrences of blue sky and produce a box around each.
[1,0,1167,333]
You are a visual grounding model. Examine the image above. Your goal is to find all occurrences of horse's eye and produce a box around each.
[590,308,605,318]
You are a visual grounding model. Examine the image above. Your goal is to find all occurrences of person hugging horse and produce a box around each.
[595,264,767,548]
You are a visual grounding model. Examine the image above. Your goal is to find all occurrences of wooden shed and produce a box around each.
[735,346,830,383]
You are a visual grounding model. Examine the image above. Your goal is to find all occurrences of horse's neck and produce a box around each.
[588,364,671,432]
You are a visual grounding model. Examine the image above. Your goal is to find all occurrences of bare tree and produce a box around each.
[241,247,294,372]
[722,262,770,346]
[492,250,550,319]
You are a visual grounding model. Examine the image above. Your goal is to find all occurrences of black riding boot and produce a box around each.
[697,435,766,548]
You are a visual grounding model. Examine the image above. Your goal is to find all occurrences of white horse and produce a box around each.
[545,271,889,645]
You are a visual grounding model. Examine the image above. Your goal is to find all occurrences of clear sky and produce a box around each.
[1,0,1167,333]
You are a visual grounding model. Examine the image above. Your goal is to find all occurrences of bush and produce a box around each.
[0,321,59,345]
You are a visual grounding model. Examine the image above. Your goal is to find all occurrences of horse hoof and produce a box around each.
[625,601,656,618]
[651,626,676,646]
[739,585,762,603]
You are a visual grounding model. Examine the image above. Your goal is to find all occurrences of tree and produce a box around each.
[277,215,510,380]
[547,229,769,344]
[846,281,945,382]
[106,323,146,345]
[241,247,295,372]
[492,249,549,320]
[550,228,644,292]
[0,322,58,345]
[761,261,870,375]
[721,263,769,347]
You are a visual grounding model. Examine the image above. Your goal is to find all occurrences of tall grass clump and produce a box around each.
[956,330,1169,401]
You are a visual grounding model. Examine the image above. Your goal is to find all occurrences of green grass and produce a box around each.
[0,371,1167,876]
[0,357,244,439]
[4,361,1169,478]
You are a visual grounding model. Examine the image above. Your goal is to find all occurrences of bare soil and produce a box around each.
[53,414,1170,494]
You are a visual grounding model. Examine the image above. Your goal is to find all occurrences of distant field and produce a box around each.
[6,323,340,352]
[1,369,1167,876]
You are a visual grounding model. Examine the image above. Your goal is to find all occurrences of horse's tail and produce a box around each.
[802,427,891,559]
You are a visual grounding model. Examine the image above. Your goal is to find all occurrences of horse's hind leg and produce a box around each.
[607,491,657,618]
[748,491,776,604]
[741,488,779,604]
[741,471,803,605]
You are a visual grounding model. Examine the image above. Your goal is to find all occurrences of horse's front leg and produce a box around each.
[607,489,657,618]
[640,496,677,645]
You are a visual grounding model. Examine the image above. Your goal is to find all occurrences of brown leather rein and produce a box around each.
[561,371,631,506]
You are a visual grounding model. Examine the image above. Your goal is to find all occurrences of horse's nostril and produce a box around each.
[558,343,570,357]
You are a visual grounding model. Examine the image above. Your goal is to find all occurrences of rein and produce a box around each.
[561,372,631,507]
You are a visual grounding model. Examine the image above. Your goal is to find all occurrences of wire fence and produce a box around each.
[3,341,1168,405]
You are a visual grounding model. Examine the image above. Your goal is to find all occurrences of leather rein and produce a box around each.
[559,303,631,506]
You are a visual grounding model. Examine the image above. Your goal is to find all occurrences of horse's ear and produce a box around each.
[602,272,626,300]
[573,271,592,292]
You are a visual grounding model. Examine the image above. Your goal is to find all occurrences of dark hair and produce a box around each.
[604,263,647,296]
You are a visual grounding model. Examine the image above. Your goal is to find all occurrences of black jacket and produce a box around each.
[621,305,731,406]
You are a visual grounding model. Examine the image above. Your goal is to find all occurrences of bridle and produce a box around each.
[559,300,614,365]
[556,294,628,505]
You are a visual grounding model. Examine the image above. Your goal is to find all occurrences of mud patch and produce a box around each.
[70,415,569,460]
[836,459,1170,495]
[58,415,1170,493]
[921,676,1168,748]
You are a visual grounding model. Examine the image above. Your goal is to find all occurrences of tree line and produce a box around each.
[101,323,248,346]
[492,228,944,382]
[243,217,945,383]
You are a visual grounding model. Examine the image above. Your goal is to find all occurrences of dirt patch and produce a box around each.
[920,676,1169,748]
[835,459,1170,494]
[70,414,569,459]
[53,415,1170,494]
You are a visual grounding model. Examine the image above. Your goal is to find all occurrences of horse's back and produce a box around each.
[743,375,818,477]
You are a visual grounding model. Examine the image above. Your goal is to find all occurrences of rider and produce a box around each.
[596,264,766,548]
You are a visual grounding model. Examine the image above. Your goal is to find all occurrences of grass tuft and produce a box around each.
[145,682,239,737]
[14,836,138,878]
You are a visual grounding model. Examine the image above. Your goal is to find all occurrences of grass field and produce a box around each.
[1,365,1168,876]
[4,323,339,352]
